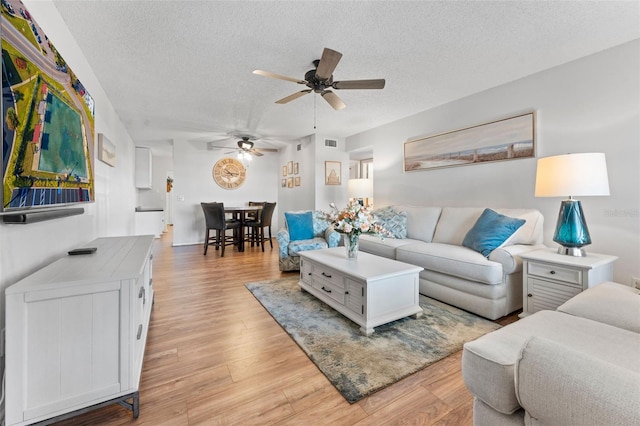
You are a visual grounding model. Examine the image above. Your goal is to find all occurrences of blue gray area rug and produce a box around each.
[246,277,501,403]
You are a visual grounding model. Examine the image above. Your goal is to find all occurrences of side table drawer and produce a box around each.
[528,262,581,286]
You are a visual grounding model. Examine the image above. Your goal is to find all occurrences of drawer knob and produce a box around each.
[321,272,332,278]
[308,272,312,276]
[527,293,533,297]
[550,270,556,275]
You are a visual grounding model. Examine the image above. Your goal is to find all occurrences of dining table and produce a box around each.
[224,205,262,252]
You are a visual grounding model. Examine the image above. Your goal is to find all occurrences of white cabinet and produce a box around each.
[135,209,165,237]
[520,249,617,317]
[135,147,152,189]
[5,236,155,425]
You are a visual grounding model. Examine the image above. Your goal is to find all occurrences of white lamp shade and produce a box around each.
[348,178,373,199]
[535,153,610,197]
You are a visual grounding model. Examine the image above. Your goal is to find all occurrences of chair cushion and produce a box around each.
[288,238,329,255]
[462,209,525,257]
[557,281,640,333]
[285,211,314,241]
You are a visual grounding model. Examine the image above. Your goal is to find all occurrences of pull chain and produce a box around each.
[313,94,317,130]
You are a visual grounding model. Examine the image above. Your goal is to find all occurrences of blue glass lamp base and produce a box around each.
[553,199,591,257]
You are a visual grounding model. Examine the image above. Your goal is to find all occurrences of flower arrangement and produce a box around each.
[326,201,388,259]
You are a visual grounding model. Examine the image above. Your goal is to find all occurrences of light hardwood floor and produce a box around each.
[55,227,518,426]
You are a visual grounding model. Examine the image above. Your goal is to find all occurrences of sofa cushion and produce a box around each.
[432,207,485,245]
[394,205,442,242]
[372,206,407,238]
[462,209,526,257]
[397,242,503,285]
[494,208,544,246]
[358,234,420,259]
[288,237,329,255]
[557,281,640,333]
[462,310,640,415]
[284,211,314,241]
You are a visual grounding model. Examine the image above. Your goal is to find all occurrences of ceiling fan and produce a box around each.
[208,135,278,157]
[253,47,385,111]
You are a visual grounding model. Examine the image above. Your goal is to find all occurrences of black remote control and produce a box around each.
[68,247,97,255]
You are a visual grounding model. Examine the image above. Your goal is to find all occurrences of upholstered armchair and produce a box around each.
[276,210,341,271]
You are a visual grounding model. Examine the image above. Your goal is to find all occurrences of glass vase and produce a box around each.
[344,233,359,260]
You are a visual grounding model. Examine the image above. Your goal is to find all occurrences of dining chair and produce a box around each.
[245,202,276,251]
[200,202,241,256]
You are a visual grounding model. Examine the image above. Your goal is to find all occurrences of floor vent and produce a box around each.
[325,139,337,148]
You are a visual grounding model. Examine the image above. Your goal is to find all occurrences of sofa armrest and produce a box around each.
[276,228,290,258]
[516,336,640,426]
[489,244,546,274]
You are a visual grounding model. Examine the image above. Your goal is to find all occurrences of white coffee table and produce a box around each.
[298,247,424,335]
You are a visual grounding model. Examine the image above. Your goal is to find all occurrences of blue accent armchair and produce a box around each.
[276,210,341,271]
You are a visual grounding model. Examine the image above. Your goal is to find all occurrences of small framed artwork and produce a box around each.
[287,161,294,175]
[325,161,341,185]
[97,133,116,167]
[281,179,286,187]
[282,166,287,176]
[287,177,294,188]
[294,176,300,186]
[293,162,299,174]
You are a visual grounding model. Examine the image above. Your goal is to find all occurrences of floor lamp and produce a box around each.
[535,153,610,256]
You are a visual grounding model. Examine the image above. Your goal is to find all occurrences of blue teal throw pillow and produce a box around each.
[462,209,526,257]
[285,211,314,241]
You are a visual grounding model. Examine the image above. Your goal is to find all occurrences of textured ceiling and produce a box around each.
[50,0,639,152]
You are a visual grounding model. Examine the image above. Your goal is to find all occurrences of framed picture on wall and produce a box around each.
[294,176,300,186]
[325,161,341,185]
[281,179,286,187]
[287,177,294,188]
[293,162,299,174]
[287,161,293,175]
[282,166,288,176]
[403,112,535,172]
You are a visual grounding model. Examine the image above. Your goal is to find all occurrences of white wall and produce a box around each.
[313,134,349,210]
[346,40,640,285]
[137,154,172,209]
[0,0,137,390]
[171,140,280,246]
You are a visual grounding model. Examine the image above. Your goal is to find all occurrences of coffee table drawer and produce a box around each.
[309,264,344,289]
[313,277,346,305]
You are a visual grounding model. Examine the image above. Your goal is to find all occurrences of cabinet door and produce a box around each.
[526,278,581,314]
[20,282,123,421]
[135,147,152,189]
[345,278,363,317]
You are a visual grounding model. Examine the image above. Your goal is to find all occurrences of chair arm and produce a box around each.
[276,229,290,258]
[325,227,341,248]
[516,336,640,426]
[489,244,546,274]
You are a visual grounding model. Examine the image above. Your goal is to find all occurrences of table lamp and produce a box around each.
[535,153,610,256]
[348,178,373,206]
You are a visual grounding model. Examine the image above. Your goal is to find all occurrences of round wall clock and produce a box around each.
[212,157,246,189]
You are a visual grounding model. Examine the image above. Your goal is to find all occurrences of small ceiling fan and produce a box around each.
[253,47,385,111]
[208,135,278,157]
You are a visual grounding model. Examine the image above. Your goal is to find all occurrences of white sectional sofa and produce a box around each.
[462,281,640,425]
[359,206,546,320]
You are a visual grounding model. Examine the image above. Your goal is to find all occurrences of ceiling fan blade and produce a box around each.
[332,79,386,90]
[315,48,342,81]
[275,89,312,104]
[248,149,264,157]
[255,148,279,153]
[321,90,346,111]
[253,70,306,84]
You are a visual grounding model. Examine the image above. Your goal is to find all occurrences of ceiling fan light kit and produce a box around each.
[254,47,385,111]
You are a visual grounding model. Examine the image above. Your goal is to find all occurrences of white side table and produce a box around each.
[519,248,617,317]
